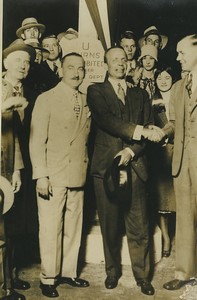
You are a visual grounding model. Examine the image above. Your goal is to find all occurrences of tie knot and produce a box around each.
[13,85,21,96]
[53,62,58,74]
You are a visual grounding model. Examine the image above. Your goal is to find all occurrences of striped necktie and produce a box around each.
[53,62,58,74]
[13,85,21,96]
[73,92,80,119]
[186,73,193,98]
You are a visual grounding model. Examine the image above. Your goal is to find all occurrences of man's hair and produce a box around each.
[120,30,136,43]
[42,34,58,43]
[61,52,84,64]
[104,46,125,64]
[189,34,197,46]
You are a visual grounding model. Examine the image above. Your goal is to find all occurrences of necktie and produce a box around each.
[186,73,193,98]
[13,86,24,121]
[117,83,125,104]
[73,92,80,119]
[13,85,21,96]
[53,62,58,74]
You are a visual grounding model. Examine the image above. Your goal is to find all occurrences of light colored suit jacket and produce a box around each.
[30,81,91,187]
[163,77,197,177]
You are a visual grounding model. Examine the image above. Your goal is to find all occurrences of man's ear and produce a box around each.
[39,32,42,39]
[21,33,25,40]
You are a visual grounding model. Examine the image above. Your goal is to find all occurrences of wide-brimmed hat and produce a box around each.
[103,156,132,207]
[138,26,168,50]
[138,44,158,61]
[26,41,50,60]
[0,176,14,215]
[57,28,78,41]
[16,17,46,38]
[3,38,36,61]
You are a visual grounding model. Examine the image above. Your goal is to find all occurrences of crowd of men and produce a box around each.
[1,16,197,299]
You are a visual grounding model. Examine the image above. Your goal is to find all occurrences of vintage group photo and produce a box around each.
[1,0,197,299]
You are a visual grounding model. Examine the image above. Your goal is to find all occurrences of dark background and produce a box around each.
[3,0,197,76]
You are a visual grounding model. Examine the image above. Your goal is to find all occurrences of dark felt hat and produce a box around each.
[3,39,36,61]
[103,156,132,206]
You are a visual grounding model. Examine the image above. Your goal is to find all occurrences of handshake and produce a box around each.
[142,125,166,143]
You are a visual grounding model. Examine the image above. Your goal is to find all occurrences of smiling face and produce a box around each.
[106,48,127,79]
[62,54,85,89]
[4,50,30,81]
[141,55,156,71]
[120,38,136,60]
[156,71,173,92]
[176,36,197,72]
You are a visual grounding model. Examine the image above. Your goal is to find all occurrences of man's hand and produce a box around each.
[114,148,133,166]
[12,170,21,193]
[36,177,53,200]
[142,125,165,142]
[1,96,28,113]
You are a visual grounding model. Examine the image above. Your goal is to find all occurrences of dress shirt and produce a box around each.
[47,59,63,78]
[108,77,127,96]
[108,77,136,158]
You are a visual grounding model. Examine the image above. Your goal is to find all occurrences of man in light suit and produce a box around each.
[161,34,197,290]
[30,52,90,298]
[87,46,162,296]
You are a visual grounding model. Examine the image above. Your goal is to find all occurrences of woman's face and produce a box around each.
[142,55,155,71]
[156,71,173,92]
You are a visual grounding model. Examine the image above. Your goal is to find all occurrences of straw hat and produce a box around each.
[0,176,14,215]
[16,17,46,38]
[138,26,168,50]
[57,28,78,41]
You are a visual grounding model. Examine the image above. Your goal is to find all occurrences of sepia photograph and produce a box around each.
[1,0,197,299]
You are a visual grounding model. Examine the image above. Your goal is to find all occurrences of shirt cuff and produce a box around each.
[125,147,135,159]
[133,125,144,140]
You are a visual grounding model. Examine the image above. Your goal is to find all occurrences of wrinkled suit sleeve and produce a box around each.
[29,94,50,180]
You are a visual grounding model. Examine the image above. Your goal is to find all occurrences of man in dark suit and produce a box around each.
[161,35,197,291]
[87,46,161,296]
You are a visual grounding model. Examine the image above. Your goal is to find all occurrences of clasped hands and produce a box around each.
[143,125,165,142]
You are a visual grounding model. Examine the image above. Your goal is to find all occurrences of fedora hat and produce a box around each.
[103,156,132,207]
[0,176,14,215]
[138,26,168,50]
[57,28,78,41]
[138,44,158,61]
[3,38,36,61]
[16,17,46,38]
[25,41,50,60]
